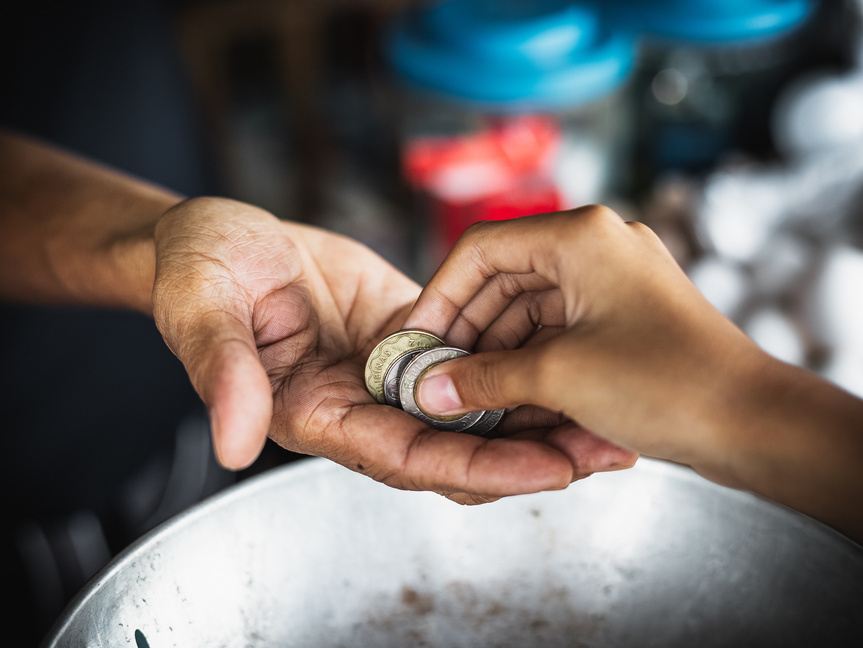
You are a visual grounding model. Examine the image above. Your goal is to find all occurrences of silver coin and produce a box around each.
[463,407,506,437]
[399,347,484,432]
[383,349,424,407]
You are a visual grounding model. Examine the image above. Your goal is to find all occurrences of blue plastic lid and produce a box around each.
[608,0,814,44]
[384,0,636,110]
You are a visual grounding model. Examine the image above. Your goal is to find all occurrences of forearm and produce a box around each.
[0,129,183,313]
[694,353,863,542]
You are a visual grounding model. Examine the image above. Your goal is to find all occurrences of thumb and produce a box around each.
[416,348,546,417]
[165,313,273,470]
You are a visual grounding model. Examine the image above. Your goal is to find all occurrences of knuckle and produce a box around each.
[452,221,493,257]
[565,203,620,227]
[495,272,526,301]
[460,219,497,242]
[579,205,623,237]
[579,204,624,233]
[625,219,659,241]
[522,291,545,328]
[464,355,506,407]
[458,221,501,276]
[536,205,625,251]
[484,324,520,352]
[462,349,542,409]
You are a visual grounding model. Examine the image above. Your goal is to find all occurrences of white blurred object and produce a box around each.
[742,307,805,366]
[806,243,863,355]
[750,233,813,298]
[821,353,863,399]
[687,256,749,319]
[696,144,863,267]
[554,135,605,207]
[698,169,789,263]
[698,66,863,266]
[773,73,863,159]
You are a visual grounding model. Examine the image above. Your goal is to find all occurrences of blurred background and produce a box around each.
[2,0,863,644]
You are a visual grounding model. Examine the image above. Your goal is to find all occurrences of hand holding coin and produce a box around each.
[401,206,863,542]
[365,331,505,436]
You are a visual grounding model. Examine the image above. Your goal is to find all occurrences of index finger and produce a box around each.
[404,209,597,337]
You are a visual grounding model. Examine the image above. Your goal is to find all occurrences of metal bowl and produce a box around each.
[43,457,863,647]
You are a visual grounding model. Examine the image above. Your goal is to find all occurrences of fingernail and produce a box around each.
[418,373,463,415]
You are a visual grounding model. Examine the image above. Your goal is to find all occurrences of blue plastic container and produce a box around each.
[385,0,636,111]
[609,0,813,45]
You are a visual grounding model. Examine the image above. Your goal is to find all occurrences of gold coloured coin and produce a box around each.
[364,330,445,404]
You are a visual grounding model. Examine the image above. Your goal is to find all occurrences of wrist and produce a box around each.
[691,350,863,537]
[101,218,162,314]
[682,347,792,487]
[81,192,181,314]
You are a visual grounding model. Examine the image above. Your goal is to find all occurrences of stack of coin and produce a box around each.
[364,330,505,436]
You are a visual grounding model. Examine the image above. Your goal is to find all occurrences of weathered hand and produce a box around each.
[152,198,632,501]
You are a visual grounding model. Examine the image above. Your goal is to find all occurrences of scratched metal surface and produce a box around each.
[42,457,863,647]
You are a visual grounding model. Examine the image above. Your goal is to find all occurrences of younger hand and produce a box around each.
[404,206,762,471]
[403,205,863,541]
